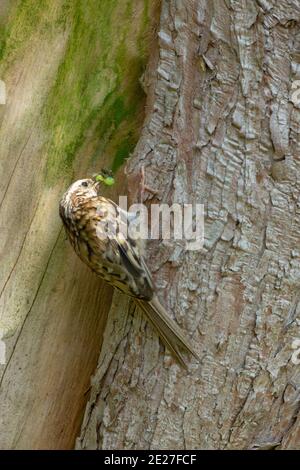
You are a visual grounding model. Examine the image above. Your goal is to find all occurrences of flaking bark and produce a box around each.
[77,0,300,450]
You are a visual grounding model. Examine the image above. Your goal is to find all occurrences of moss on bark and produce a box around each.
[0,0,158,184]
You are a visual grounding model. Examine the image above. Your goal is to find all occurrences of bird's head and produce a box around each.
[59,178,99,223]
[59,170,115,224]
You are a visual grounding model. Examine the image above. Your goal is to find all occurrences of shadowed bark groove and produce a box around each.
[77,0,300,450]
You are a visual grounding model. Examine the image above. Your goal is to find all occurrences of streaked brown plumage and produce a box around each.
[59,178,199,368]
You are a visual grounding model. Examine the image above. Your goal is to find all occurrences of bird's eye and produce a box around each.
[81,181,88,187]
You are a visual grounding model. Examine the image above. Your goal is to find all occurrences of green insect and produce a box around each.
[94,169,115,186]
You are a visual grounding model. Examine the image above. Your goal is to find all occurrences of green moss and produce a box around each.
[0,0,63,69]
[44,0,154,182]
[112,136,136,173]
[0,0,158,184]
[112,97,127,127]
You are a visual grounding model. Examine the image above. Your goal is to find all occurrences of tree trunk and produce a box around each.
[1,0,300,451]
[77,0,300,450]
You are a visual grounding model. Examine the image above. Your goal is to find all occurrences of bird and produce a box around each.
[59,175,199,368]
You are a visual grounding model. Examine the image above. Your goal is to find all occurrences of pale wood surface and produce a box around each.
[0,0,160,449]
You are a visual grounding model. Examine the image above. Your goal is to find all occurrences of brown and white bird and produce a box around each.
[59,177,199,368]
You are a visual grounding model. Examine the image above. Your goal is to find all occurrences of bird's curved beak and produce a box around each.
[92,179,101,193]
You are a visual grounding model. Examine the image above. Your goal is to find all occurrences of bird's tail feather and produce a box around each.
[135,296,199,369]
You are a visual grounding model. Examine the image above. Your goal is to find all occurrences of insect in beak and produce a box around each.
[93,169,115,188]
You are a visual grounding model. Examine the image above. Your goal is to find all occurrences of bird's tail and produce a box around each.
[135,296,199,369]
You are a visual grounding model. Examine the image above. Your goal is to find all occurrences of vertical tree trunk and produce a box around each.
[77,0,300,450]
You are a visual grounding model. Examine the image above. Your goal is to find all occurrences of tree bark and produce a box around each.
[77,0,300,450]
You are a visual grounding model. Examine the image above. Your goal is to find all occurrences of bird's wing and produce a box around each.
[79,196,199,368]
[90,196,154,300]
